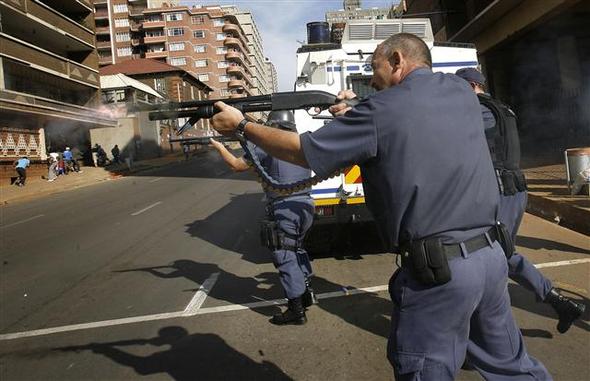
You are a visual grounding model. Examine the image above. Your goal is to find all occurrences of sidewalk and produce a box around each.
[0,152,188,206]
[524,164,590,236]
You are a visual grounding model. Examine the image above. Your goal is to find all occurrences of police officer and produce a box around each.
[456,67,586,334]
[211,33,551,379]
[210,111,316,325]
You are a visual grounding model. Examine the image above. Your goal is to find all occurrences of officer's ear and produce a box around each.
[389,51,403,71]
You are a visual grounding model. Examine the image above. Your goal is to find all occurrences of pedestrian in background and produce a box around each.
[63,147,74,174]
[183,144,190,161]
[111,144,121,164]
[210,33,551,379]
[14,156,30,187]
[456,67,585,334]
[47,153,57,182]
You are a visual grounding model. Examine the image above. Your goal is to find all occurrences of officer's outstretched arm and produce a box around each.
[210,138,251,172]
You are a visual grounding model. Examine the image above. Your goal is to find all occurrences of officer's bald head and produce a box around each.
[376,33,432,69]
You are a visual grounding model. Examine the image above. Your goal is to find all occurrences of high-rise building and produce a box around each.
[265,59,278,93]
[326,0,391,24]
[93,1,275,98]
[0,0,116,172]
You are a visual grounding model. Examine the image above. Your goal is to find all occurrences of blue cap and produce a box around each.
[455,67,486,85]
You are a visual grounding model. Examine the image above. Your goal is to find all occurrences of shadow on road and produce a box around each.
[55,326,292,381]
[516,235,590,255]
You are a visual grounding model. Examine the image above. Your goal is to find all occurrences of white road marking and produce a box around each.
[131,201,162,216]
[149,177,163,183]
[534,258,590,269]
[0,214,44,229]
[0,257,587,341]
[183,272,219,316]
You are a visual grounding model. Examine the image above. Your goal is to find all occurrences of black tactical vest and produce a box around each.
[478,94,527,195]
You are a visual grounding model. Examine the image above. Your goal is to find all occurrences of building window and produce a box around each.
[198,74,209,82]
[169,42,185,51]
[146,15,162,22]
[193,30,205,38]
[115,32,131,42]
[216,47,227,54]
[219,89,230,97]
[117,47,132,57]
[216,33,226,41]
[168,28,184,37]
[191,15,205,24]
[166,13,183,21]
[219,75,230,82]
[194,59,207,68]
[217,61,229,68]
[213,18,225,27]
[113,4,128,13]
[194,45,206,53]
[114,18,129,28]
[169,57,187,66]
[154,78,166,93]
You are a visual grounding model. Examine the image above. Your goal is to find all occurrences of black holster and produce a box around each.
[400,237,452,287]
[499,170,527,195]
[260,218,280,251]
[494,221,515,259]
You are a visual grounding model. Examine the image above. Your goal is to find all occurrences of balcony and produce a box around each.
[130,22,142,32]
[128,6,144,17]
[94,0,108,4]
[0,34,100,88]
[228,79,245,88]
[7,0,95,46]
[223,37,249,55]
[222,23,249,50]
[144,35,166,44]
[226,66,254,86]
[229,93,246,99]
[99,55,113,65]
[96,41,111,49]
[142,20,165,29]
[94,10,109,19]
[225,50,249,66]
[145,50,168,59]
[95,26,110,35]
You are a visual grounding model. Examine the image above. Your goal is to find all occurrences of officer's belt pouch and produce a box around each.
[260,218,280,251]
[402,238,452,287]
[494,222,514,259]
[500,170,518,196]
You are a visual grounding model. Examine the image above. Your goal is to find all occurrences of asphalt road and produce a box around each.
[0,150,589,380]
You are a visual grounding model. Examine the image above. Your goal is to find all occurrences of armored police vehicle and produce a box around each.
[295,19,479,249]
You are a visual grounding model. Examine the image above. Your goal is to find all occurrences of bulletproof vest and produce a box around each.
[478,94,526,195]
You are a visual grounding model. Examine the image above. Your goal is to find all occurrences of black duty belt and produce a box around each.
[441,227,498,259]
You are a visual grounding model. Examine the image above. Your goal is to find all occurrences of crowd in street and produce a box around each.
[46,147,83,182]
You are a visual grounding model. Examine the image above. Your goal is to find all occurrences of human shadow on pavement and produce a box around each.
[184,192,271,265]
[115,260,283,318]
[55,326,292,381]
[515,235,590,255]
[508,284,590,334]
[303,274,392,339]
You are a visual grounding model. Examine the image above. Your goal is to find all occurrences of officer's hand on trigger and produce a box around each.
[211,101,244,136]
[329,89,357,116]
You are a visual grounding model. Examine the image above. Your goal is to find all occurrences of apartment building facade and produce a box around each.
[0,0,116,174]
[93,2,274,98]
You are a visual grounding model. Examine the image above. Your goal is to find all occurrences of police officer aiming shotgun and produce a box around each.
[210,110,316,325]
[210,33,551,379]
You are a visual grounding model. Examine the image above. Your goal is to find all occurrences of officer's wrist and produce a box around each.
[236,119,249,141]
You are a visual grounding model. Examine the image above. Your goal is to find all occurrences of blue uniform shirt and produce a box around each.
[63,150,73,161]
[15,158,30,169]
[250,144,311,201]
[300,68,499,250]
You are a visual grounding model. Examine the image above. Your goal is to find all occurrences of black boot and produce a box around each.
[271,297,307,325]
[545,288,586,333]
[302,280,318,308]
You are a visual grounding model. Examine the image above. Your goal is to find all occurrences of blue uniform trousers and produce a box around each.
[498,191,553,300]
[388,241,551,380]
[270,197,314,300]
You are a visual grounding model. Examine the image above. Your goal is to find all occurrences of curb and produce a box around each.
[527,194,590,236]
